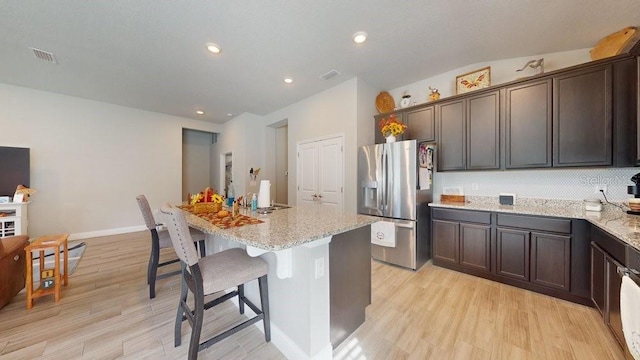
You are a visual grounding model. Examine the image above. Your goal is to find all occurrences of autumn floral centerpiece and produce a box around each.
[190,187,224,213]
[379,114,407,142]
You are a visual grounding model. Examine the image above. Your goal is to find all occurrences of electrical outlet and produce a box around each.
[595,185,607,195]
[314,257,324,279]
[471,183,479,190]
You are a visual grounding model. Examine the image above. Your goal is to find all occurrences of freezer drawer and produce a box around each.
[371,219,417,269]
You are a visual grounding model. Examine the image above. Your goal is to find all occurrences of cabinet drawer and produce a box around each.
[591,226,626,264]
[496,214,571,234]
[432,208,491,225]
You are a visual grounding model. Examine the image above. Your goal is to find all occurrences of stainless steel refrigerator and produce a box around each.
[357,140,434,270]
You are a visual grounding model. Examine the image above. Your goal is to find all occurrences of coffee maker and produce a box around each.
[627,172,640,215]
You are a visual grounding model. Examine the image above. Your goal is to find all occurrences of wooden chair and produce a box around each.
[159,203,270,360]
[136,195,206,299]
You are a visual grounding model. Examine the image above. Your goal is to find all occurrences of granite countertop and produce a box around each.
[184,205,377,251]
[429,196,640,252]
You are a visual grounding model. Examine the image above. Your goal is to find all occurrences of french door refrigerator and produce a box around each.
[357,140,434,270]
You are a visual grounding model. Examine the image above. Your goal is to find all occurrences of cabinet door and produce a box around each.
[437,100,466,171]
[405,106,435,141]
[467,91,500,170]
[432,219,459,264]
[591,243,606,316]
[606,255,625,348]
[496,228,530,281]
[460,223,491,272]
[553,65,612,166]
[530,232,571,290]
[505,79,552,169]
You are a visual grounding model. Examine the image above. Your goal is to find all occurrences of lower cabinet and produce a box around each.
[590,226,628,350]
[432,208,587,304]
[432,209,491,274]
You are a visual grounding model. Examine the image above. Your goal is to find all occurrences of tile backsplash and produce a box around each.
[434,167,640,202]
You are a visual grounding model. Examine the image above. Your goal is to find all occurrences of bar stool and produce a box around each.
[136,195,206,299]
[160,204,270,360]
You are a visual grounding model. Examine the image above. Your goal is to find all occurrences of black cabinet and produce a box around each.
[496,214,572,291]
[504,79,552,168]
[495,227,530,281]
[405,106,435,142]
[590,226,628,349]
[553,64,613,167]
[531,232,571,290]
[436,90,500,171]
[432,209,491,273]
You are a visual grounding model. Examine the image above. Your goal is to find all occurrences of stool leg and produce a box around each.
[259,275,271,342]
[175,263,188,347]
[149,230,160,299]
[26,250,33,310]
[63,240,69,286]
[188,285,204,360]
[238,284,245,314]
[198,240,206,258]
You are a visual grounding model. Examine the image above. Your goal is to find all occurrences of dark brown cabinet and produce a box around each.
[436,90,500,171]
[432,209,491,273]
[504,79,552,168]
[590,226,628,350]
[496,228,530,281]
[405,106,435,142]
[553,65,613,167]
[432,219,459,265]
[531,232,571,290]
[460,223,491,272]
[495,214,572,291]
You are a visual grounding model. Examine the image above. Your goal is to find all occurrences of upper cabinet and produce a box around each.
[504,79,552,169]
[373,104,435,144]
[405,106,435,142]
[553,64,613,167]
[437,90,500,171]
[373,54,638,171]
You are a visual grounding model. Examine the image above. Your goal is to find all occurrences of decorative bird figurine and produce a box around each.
[516,58,544,75]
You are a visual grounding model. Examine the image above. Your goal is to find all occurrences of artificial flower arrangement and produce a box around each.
[379,114,407,137]
[190,187,224,205]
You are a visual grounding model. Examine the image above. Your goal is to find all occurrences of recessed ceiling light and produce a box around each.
[283,77,293,84]
[195,110,205,115]
[353,31,367,44]
[206,43,221,54]
[227,113,233,117]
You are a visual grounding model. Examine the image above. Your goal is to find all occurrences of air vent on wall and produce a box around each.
[320,70,340,80]
[29,47,57,64]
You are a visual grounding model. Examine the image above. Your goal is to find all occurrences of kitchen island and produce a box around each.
[183,205,376,360]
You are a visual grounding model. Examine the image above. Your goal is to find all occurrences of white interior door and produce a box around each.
[297,135,344,210]
[297,141,318,206]
[318,137,343,209]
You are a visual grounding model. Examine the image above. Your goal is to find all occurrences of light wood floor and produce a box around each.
[0,231,625,359]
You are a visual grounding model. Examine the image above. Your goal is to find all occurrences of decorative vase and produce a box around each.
[386,135,396,143]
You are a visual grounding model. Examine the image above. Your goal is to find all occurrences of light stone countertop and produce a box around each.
[184,205,377,251]
[429,196,640,252]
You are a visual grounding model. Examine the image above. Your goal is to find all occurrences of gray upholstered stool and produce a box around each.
[160,203,270,360]
[136,195,206,299]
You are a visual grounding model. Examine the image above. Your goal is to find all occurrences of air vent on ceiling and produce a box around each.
[320,70,340,80]
[29,47,57,64]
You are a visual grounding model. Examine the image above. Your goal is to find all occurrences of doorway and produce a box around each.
[220,152,232,197]
[275,125,288,204]
[297,134,344,210]
[182,129,215,201]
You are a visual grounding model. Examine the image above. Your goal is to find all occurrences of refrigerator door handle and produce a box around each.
[380,147,387,211]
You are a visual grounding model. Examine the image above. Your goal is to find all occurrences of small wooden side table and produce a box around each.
[25,234,69,309]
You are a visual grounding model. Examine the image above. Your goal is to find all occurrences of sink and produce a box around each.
[268,205,291,211]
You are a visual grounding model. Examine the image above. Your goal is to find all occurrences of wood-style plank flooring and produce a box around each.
[0,231,625,359]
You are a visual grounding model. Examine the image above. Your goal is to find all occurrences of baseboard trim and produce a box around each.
[230,297,332,360]
[68,225,146,240]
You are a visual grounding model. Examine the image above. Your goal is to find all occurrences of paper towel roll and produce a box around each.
[258,180,271,208]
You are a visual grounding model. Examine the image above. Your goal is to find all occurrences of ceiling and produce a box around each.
[0,1,638,123]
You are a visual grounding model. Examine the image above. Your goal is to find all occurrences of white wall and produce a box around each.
[211,112,265,202]
[182,129,214,201]
[0,83,221,238]
[387,48,591,109]
[263,78,359,212]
